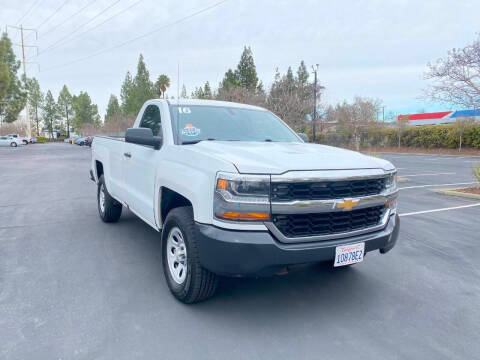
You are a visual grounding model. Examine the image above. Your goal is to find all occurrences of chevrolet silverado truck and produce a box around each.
[90,99,400,303]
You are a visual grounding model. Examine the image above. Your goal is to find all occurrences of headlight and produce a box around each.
[384,171,397,193]
[214,172,270,222]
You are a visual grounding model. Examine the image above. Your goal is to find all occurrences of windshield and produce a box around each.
[169,105,300,144]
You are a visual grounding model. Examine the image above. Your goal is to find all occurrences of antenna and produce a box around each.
[176,60,181,145]
[177,60,180,100]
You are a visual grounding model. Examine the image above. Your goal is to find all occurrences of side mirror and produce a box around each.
[297,133,309,142]
[125,128,162,150]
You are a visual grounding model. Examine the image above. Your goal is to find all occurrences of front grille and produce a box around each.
[271,178,386,201]
[272,205,385,238]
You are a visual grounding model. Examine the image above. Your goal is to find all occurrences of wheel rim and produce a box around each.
[166,227,188,284]
[99,184,106,213]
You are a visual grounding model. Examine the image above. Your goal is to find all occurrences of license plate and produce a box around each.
[334,242,365,267]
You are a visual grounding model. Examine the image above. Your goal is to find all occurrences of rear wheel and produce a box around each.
[97,175,122,222]
[162,206,218,303]
[10,142,17,147]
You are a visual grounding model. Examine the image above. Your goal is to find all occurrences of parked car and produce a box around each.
[7,133,29,145]
[74,137,87,146]
[0,136,22,147]
[85,136,94,147]
[91,99,399,303]
[31,137,37,143]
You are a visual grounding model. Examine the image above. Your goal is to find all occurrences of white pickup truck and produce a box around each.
[91,99,400,303]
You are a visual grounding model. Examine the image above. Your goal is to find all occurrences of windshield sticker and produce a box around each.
[182,124,201,137]
[178,107,191,114]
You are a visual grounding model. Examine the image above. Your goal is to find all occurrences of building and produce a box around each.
[397,110,480,126]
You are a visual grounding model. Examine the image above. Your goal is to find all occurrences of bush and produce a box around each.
[314,123,480,149]
[36,136,47,143]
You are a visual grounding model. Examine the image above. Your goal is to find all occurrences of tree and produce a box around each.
[266,65,315,131]
[154,74,170,99]
[72,91,100,130]
[42,90,58,138]
[57,85,73,136]
[235,46,258,91]
[26,77,43,136]
[424,35,480,109]
[120,71,136,115]
[297,60,309,87]
[0,32,27,123]
[180,84,187,99]
[132,54,155,110]
[203,81,212,99]
[191,87,205,99]
[105,94,121,122]
[219,68,240,91]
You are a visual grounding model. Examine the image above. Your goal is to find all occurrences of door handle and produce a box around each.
[124,152,132,158]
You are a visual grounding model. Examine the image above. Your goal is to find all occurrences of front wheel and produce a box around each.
[10,142,17,147]
[162,206,218,303]
[97,175,122,222]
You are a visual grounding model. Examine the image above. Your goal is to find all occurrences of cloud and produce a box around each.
[2,0,479,116]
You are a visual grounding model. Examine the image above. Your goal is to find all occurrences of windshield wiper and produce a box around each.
[181,138,216,145]
[182,140,202,145]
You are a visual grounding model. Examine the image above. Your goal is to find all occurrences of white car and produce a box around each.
[0,136,22,147]
[91,99,400,303]
[7,134,29,145]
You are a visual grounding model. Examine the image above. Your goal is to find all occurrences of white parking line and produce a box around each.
[401,172,456,177]
[400,203,480,217]
[399,182,479,190]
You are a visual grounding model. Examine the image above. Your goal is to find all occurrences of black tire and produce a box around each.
[22,140,28,145]
[80,142,85,146]
[162,206,218,303]
[97,175,122,223]
[10,142,17,147]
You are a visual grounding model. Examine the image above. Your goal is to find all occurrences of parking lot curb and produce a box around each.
[434,187,480,200]
[379,152,480,158]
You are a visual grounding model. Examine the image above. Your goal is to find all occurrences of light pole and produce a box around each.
[312,64,319,142]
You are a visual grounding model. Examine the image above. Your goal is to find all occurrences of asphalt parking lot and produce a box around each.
[1,143,479,360]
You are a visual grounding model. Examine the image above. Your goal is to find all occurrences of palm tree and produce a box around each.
[155,74,170,99]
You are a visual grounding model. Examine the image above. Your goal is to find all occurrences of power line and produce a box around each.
[41,0,231,72]
[36,0,122,56]
[50,0,145,51]
[39,0,97,39]
[16,0,43,25]
[36,0,71,30]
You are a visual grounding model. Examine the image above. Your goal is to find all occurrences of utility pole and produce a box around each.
[312,64,319,143]
[382,106,385,122]
[7,25,38,137]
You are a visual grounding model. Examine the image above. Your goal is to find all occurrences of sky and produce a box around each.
[1,0,479,119]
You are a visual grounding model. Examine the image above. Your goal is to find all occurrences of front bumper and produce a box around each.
[196,214,400,277]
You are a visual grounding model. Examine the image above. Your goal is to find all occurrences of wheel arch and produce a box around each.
[159,187,193,227]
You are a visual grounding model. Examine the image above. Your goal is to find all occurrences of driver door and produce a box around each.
[123,104,163,226]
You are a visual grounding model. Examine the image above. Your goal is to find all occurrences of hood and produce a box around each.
[186,141,395,174]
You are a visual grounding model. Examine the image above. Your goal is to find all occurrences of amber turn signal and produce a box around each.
[216,178,228,190]
[215,211,270,221]
[385,199,396,208]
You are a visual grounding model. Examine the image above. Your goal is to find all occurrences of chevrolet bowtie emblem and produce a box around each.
[335,199,359,211]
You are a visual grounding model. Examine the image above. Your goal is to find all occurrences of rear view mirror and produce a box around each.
[125,128,162,150]
[297,133,309,142]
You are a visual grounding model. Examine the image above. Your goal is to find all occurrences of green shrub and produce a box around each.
[474,163,480,181]
[313,123,480,149]
[36,136,47,143]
